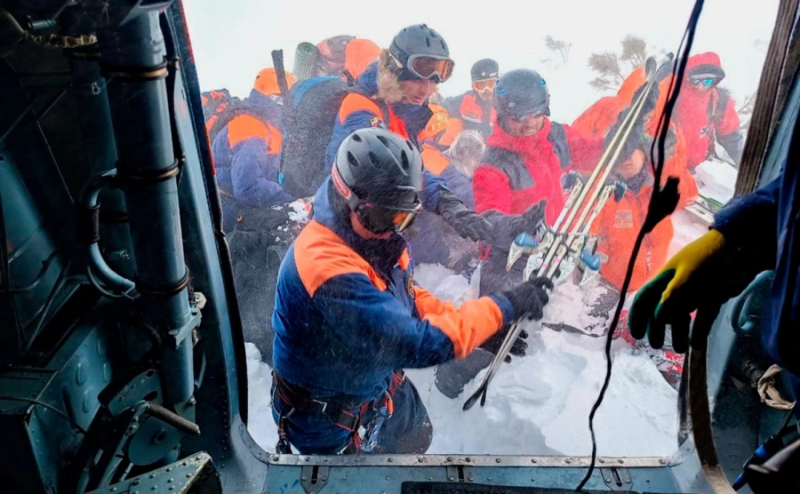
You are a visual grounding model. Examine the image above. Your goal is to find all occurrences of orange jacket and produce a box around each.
[573,66,698,291]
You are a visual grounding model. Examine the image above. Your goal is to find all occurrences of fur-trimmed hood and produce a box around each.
[355,50,434,142]
[355,49,406,104]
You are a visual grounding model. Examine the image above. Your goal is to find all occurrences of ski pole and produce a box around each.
[271,50,293,184]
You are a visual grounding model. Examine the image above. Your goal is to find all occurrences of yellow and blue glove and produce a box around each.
[629,229,756,352]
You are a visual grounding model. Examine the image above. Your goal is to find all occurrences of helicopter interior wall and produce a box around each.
[0,3,266,491]
[0,0,797,492]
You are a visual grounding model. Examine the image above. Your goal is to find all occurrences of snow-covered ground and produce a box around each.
[245,158,738,456]
[245,263,679,457]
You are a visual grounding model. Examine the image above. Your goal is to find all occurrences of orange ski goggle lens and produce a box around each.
[473,78,497,93]
[392,204,423,232]
[408,56,455,82]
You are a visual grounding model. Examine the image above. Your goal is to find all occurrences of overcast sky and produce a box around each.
[182,0,778,122]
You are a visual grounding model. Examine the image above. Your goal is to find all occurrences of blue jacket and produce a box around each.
[211,90,293,230]
[713,154,799,400]
[272,178,514,403]
[323,62,449,213]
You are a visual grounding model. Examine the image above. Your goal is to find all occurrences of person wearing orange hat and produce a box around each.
[211,67,298,232]
[443,59,499,139]
[343,38,382,81]
[315,36,381,81]
[210,67,298,364]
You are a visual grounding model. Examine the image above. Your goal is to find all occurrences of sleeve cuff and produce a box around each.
[488,293,516,326]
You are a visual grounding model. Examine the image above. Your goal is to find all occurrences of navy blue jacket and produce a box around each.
[272,179,513,403]
[713,155,799,399]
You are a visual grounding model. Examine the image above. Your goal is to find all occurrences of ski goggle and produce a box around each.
[406,55,455,83]
[472,78,498,93]
[357,200,423,234]
[690,78,720,87]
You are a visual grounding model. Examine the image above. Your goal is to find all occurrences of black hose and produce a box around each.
[576,1,705,490]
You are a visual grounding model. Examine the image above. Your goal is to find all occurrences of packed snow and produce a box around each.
[246,263,679,457]
[694,160,738,204]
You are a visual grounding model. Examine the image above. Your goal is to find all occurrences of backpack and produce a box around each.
[280,76,352,198]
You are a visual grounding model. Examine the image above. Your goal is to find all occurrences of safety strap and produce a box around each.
[273,371,404,453]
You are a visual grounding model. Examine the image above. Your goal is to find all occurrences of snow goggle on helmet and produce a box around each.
[472,78,498,93]
[332,163,422,234]
[355,200,423,234]
[392,54,454,83]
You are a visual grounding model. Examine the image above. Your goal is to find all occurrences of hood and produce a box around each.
[686,52,725,80]
[311,178,408,275]
[356,50,406,104]
[356,61,379,95]
[242,89,284,128]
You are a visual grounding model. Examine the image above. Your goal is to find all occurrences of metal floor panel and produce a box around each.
[264,464,692,494]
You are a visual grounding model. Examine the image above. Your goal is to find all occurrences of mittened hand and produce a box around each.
[502,276,554,321]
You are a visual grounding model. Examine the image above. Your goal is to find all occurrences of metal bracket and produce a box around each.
[300,465,329,494]
[601,467,633,491]
[445,465,475,483]
[168,306,201,348]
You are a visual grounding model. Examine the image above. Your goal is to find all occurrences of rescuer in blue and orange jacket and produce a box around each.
[271,128,553,455]
[443,58,499,139]
[210,68,299,365]
[323,24,498,246]
[211,68,298,233]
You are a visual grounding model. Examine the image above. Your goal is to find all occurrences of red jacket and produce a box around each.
[675,52,741,169]
[473,119,602,225]
[572,66,696,291]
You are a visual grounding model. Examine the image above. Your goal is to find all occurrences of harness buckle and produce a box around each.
[311,399,328,413]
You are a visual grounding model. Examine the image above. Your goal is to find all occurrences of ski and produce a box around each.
[509,181,583,273]
[465,54,674,411]
[532,53,674,285]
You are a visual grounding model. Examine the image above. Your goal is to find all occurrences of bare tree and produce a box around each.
[588,53,624,91]
[620,35,647,68]
[544,35,572,64]
[588,35,650,92]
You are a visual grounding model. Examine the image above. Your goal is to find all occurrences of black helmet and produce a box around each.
[494,69,550,118]
[471,59,499,81]
[389,24,454,83]
[332,128,423,233]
